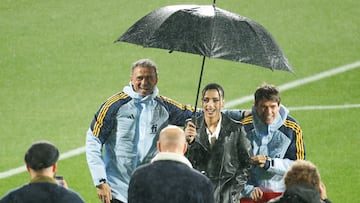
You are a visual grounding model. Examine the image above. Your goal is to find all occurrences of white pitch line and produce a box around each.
[0,147,86,179]
[288,104,360,111]
[1,61,359,180]
[225,60,360,108]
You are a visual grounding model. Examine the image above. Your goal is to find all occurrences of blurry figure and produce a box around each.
[0,141,85,203]
[185,83,252,203]
[128,125,214,203]
[240,83,306,202]
[268,160,331,203]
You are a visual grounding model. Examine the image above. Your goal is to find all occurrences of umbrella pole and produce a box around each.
[193,56,206,115]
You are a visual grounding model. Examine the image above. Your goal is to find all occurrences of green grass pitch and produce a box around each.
[1,0,359,202]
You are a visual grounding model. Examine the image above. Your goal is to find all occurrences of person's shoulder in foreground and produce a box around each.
[0,140,85,203]
[1,183,85,203]
[130,160,214,203]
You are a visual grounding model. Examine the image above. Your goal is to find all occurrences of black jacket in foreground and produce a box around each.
[128,157,214,203]
[0,182,85,203]
[268,185,332,203]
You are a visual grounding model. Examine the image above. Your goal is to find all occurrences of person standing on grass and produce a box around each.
[240,83,306,202]
[85,59,197,203]
[185,83,252,203]
[0,141,85,203]
[128,125,214,203]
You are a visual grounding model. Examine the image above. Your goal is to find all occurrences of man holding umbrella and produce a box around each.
[185,83,252,203]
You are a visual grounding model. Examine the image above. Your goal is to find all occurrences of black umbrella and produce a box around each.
[115,4,293,111]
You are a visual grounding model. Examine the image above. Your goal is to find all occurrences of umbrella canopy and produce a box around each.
[115,4,293,110]
[116,4,293,72]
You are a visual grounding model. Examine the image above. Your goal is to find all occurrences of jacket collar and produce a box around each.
[194,113,232,149]
[251,104,289,137]
[151,152,193,168]
[30,175,57,184]
[123,82,159,102]
[205,115,222,141]
[281,185,321,203]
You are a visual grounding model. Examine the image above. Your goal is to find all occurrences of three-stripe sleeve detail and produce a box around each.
[93,93,128,137]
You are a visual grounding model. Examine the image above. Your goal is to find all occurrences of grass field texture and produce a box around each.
[1,0,359,202]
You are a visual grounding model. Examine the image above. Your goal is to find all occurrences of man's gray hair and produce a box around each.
[130,59,158,77]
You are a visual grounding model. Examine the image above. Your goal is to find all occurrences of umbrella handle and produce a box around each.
[193,56,206,115]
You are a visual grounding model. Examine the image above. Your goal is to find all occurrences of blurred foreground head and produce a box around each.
[158,125,187,154]
[284,160,321,190]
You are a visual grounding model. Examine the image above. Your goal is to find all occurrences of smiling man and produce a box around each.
[240,83,306,202]
[185,83,252,203]
[85,59,198,203]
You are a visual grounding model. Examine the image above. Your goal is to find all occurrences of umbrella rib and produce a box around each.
[246,21,276,71]
[209,5,217,57]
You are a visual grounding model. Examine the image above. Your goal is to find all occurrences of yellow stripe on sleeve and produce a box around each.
[93,93,128,137]
[240,116,253,124]
[158,95,195,112]
[284,120,305,160]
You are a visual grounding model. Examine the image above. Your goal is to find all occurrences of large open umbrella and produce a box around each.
[115,4,293,111]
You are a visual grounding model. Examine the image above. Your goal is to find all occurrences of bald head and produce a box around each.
[157,125,187,154]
